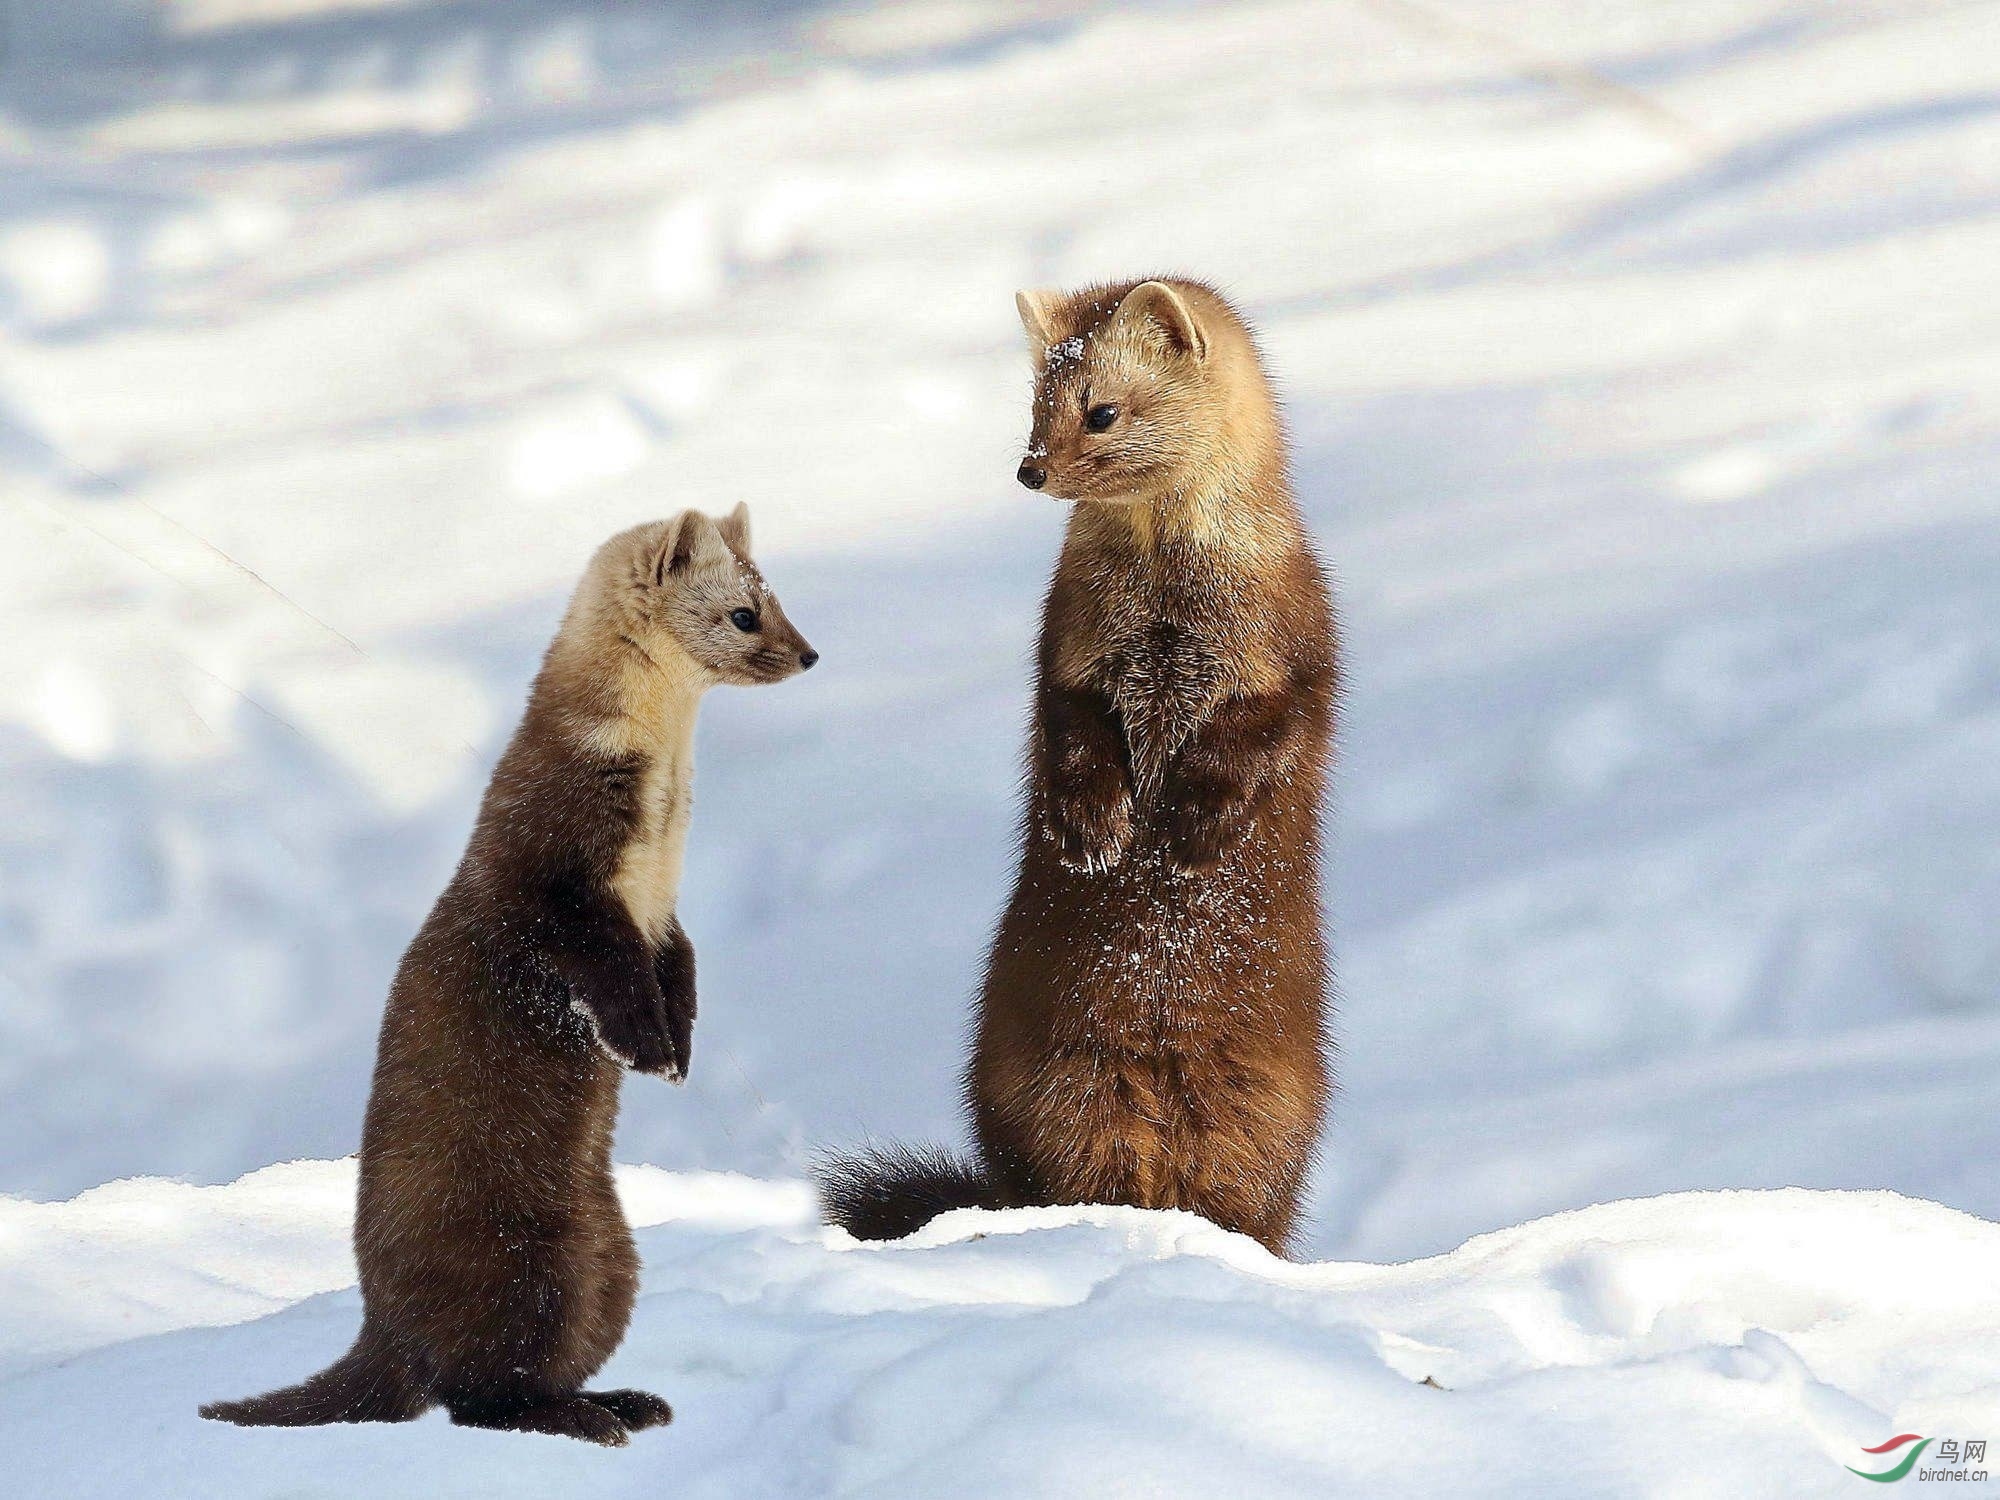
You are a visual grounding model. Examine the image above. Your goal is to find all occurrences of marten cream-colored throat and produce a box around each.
[1087,478,1276,564]
[611,716,696,945]
[593,638,706,945]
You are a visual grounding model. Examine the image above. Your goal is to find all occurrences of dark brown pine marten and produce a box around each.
[818,278,1337,1256]
[201,507,816,1445]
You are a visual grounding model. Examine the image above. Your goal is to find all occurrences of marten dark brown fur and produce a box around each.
[819,279,1336,1256]
[201,507,815,1445]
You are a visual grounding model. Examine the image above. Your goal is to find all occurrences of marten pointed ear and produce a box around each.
[1016,289,1061,351]
[716,501,752,555]
[656,509,729,583]
[1115,280,1207,360]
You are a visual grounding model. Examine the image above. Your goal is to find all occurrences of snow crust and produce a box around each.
[4,1165,1996,1497]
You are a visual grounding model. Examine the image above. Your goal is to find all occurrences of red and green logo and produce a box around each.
[1849,1435,1930,1483]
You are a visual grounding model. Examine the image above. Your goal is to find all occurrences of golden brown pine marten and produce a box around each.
[202,507,816,1444]
[819,278,1337,1256]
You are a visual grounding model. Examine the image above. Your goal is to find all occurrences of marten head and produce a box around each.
[1013,278,1275,507]
[584,505,817,688]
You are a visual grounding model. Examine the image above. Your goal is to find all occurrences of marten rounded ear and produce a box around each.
[1016,289,1061,351]
[716,501,752,555]
[650,513,687,586]
[1115,280,1207,361]
[655,509,728,583]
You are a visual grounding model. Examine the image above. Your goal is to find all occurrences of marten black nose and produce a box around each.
[1017,463,1047,490]
[799,649,819,670]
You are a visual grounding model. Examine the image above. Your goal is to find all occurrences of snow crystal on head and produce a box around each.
[1044,335,1086,368]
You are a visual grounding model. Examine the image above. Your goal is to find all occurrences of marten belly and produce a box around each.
[974,1029,1321,1256]
[356,963,626,1297]
[974,859,1325,1236]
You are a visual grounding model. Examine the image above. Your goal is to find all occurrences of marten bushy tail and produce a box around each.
[813,1145,1003,1241]
[200,1324,427,1427]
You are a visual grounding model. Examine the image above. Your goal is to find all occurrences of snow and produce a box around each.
[3,1166,1996,1496]
[4,0,1999,1489]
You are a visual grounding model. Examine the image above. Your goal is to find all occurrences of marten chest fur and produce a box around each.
[608,734,695,949]
[1097,619,1224,795]
[1056,546,1270,795]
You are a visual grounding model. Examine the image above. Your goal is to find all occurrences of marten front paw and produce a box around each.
[654,931,696,1086]
[574,991,685,1083]
[1046,786,1133,875]
[660,986,694,1085]
[1160,787,1255,873]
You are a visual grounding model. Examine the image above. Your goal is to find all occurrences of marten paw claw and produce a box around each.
[582,1388,674,1432]
[573,999,683,1080]
[1163,808,1253,874]
[1059,845,1119,875]
[1046,796,1132,875]
[637,1055,686,1085]
[621,1033,683,1080]
[1165,837,1232,875]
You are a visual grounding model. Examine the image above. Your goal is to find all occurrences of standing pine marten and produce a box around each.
[819,279,1336,1256]
[201,507,816,1445]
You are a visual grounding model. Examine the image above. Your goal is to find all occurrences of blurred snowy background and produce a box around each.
[3,0,1998,1267]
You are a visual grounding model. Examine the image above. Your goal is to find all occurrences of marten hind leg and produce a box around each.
[435,1218,649,1444]
[569,1187,670,1431]
[448,1390,630,1447]
[1195,1140,1310,1258]
[579,1388,673,1431]
[575,1175,640,1373]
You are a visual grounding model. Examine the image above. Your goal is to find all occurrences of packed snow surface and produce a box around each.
[4,1164,1997,1498]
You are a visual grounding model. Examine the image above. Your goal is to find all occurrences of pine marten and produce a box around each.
[819,279,1336,1256]
[201,507,816,1445]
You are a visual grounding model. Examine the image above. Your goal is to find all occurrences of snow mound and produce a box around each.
[3,1166,1995,1497]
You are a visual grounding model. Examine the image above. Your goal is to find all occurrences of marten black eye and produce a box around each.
[730,608,758,632]
[1085,403,1119,432]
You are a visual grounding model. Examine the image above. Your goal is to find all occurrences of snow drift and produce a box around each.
[3,1164,1996,1497]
